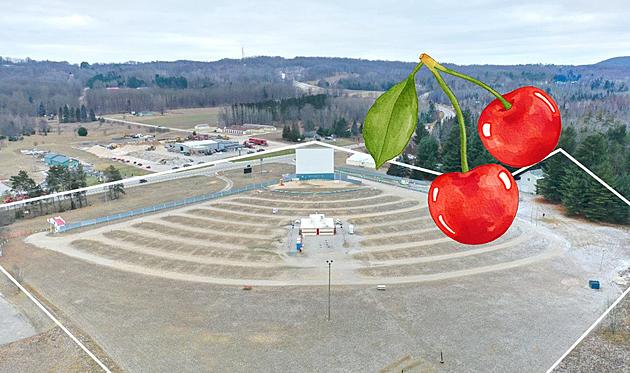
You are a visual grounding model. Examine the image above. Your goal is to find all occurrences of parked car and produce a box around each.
[139,179,148,184]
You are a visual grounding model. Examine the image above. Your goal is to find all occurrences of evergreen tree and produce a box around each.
[560,164,588,216]
[386,154,410,177]
[411,135,439,180]
[37,102,46,117]
[104,166,125,200]
[282,125,291,140]
[80,105,88,122]
[537,126,577,203]
[62,105,70,123]
[575,133,608,168]
[441,123,462,173]
[75,107,81,123]
[9,170,38,196]
[70,164,88,207]
[413,121,429,146]
[333,118,348,137]
[290,123,301,142]
[45,166,67,193]
[351,120,359,137]
[58,107,63,122]
[89,108,97,121]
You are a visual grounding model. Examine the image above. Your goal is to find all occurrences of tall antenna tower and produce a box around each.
[241,47,245,60]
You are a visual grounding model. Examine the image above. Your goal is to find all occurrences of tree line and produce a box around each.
[386,104,628,225]
[537,125,628,224]
[220,94,370,135]
[56,104,97,123]
[3,165,125,223]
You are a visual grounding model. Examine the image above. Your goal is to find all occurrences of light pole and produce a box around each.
[326,259,333,321]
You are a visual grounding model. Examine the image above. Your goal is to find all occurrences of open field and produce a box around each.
[0,121,158,183]
[108,107,224,130]
[555,292,630,372]
[232,148,295,162]
[0,170,627,372]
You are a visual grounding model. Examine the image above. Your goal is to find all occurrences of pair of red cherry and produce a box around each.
[428,86,562,244]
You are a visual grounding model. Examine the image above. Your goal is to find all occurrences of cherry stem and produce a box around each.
[420,53,512,111]
[427,67,469,173]
[435,65,513,110]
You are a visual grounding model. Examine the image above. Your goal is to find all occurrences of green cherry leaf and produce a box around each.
[363,70,419,169]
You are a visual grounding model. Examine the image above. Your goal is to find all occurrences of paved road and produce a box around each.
[0,292,36,346]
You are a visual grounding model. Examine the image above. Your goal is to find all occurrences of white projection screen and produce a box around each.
[295,148,334,174]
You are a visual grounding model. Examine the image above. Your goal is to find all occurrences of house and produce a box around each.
[44,153,80,168]
[516,169,544,194]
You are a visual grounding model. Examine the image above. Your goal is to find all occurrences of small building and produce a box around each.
[217,124,276,136]
[300,214,335,236]
[47,216,66,233]
[44,153,80,168]
[171,140,218,154]
[517,169,544,194]
[346,153,376,169]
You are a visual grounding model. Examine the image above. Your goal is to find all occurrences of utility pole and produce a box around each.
[326,259,333,321]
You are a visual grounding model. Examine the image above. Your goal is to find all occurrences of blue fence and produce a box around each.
[59,172,361,233]
[336,166,431,192]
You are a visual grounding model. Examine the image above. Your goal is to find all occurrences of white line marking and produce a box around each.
[0,264,111,372]
[534,91,556,113]
[512,148,629,207]
[545,286,630,373]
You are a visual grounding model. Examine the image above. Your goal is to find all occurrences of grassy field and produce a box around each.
[109,107,224,130]
[232,149,295,162]
[0,122,152,183]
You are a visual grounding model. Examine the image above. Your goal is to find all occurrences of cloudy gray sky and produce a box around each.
[2,0,629,65]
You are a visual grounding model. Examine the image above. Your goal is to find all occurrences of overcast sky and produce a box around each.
[2,0,629,65]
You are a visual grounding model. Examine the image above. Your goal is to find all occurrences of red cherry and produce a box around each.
[427,164,519,245]
[478,86,561,167]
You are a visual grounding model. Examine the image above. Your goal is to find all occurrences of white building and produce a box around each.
[517,169,544,194]
[346,153,375,169]
[300,214,335,236]
[170,140,218,154]
[47,216,66,233]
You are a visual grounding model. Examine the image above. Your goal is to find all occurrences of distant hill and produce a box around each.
[593,56,630,68]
